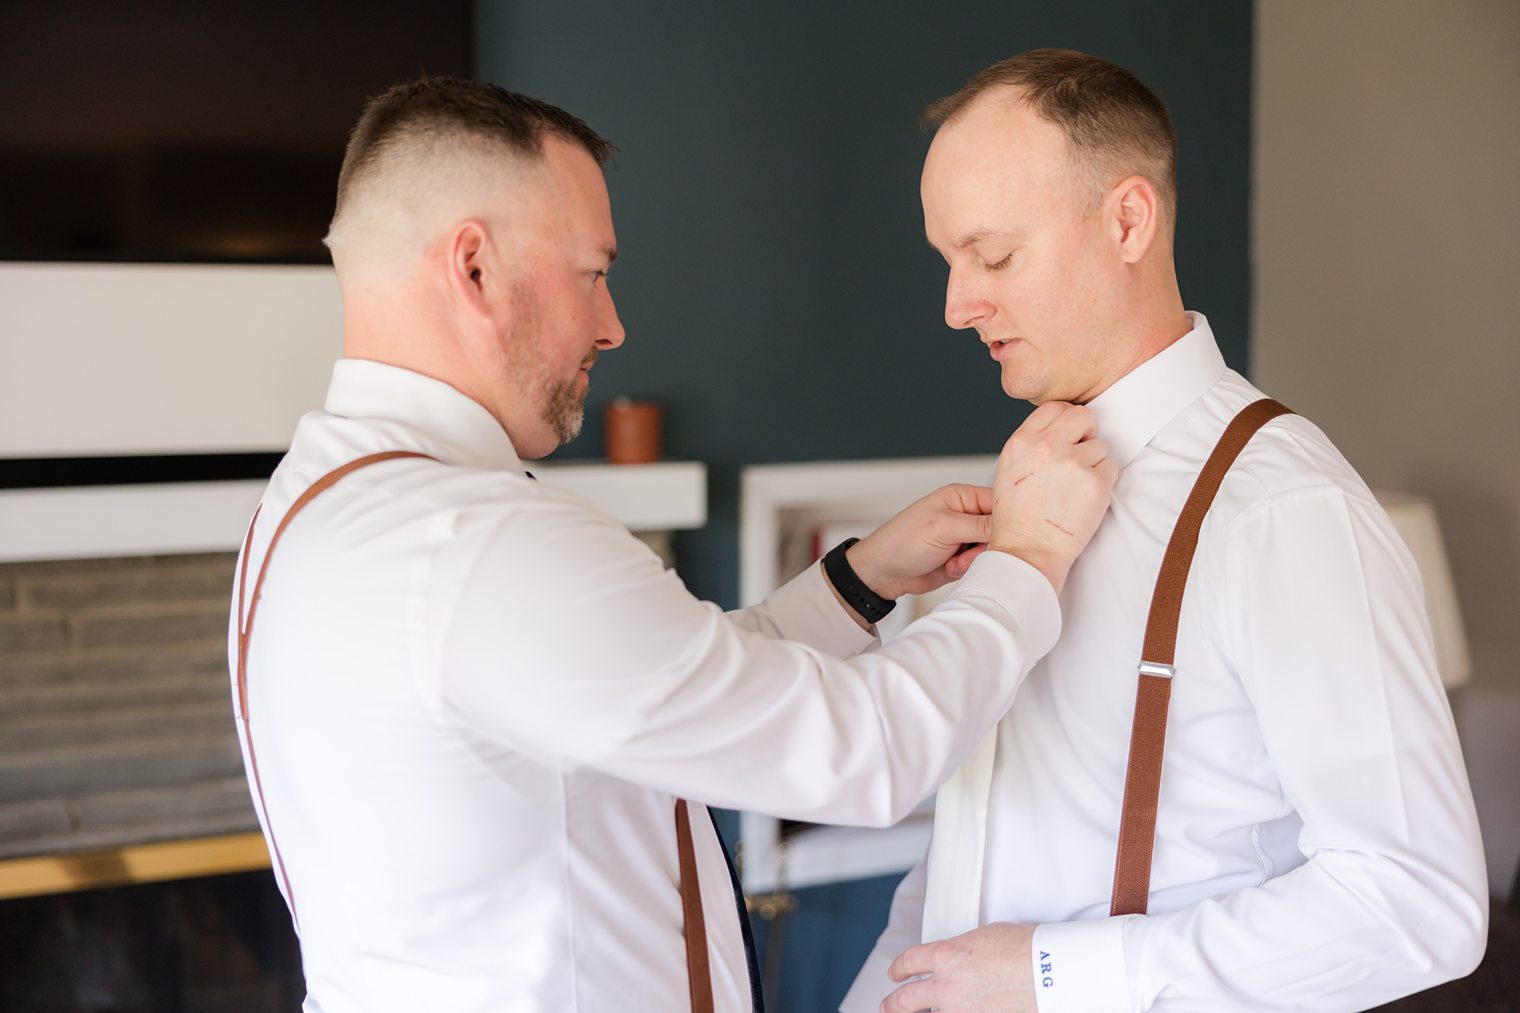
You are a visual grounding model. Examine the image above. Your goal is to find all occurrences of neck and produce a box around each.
[340,291,552,460]
[1075,269,1190,404]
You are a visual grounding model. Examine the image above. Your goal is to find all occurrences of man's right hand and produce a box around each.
[989,402,1115,594]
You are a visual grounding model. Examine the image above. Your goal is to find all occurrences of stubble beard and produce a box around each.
[540,375,586,444]
[504,278,589,448]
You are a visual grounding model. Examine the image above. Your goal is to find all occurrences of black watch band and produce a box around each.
[823,537,896,624]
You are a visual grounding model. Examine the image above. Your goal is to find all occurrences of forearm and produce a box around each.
[437,501,1061,827]
[1036,839,1488,1013]
[606,551,1061,826]
[725,560,877,650]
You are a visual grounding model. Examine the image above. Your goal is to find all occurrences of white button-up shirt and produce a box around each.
[843,314,1487,1012]
[229,358,1064,1013]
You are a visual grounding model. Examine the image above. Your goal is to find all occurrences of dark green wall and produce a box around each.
[476,4,1252,1009]
[476,1,1251,614]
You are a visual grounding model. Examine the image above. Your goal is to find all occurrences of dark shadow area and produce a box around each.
[0,872,302,1012]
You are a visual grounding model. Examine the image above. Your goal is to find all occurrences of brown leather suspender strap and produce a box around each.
[675,799,716,1013]
[236,451,433,924]
[237,451,716,1009]
[1109,398,1292,917]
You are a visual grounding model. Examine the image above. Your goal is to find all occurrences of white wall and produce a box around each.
[0,264,340,456]
[1253,0,1520,897]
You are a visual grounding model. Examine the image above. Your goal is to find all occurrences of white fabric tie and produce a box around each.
[921,726,998,943]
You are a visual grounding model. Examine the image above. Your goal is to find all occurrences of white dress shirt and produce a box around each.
[842,314,1487,1012]
[227,358,1064,1013]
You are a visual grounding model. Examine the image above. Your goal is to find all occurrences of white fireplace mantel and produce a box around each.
[0,460,707,563]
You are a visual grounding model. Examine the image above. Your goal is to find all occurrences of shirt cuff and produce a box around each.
[1031,918,1134,1013]
[947,550,1062,658]
[763,561,879,657]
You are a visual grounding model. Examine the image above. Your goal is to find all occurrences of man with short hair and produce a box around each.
[843,49,1487,1013]
[231,77,1115,1011]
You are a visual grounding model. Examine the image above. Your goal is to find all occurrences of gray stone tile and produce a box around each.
[73,607,229,651]
[25,563,236,611]
[0,701,234,757]
[0,668,230,719]
[0,646,226,690]
[0,615,68,654]
[0,737,246,806]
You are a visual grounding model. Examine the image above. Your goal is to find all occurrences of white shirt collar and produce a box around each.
[1085,311,1228,471]
[323,358,529,475]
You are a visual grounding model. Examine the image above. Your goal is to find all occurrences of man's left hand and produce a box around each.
[883,922,1037,1013]
[849,483,993,602]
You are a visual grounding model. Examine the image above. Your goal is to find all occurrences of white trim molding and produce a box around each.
[0,460,707,563]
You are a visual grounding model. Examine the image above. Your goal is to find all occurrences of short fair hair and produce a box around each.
[325,76,613,261]
[924,49,1178,228]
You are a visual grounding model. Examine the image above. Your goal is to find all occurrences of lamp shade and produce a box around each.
[1374,491,1473,689]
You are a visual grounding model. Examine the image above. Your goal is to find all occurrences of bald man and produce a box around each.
[843,49,1486,1013]
[228,78,1114,1011]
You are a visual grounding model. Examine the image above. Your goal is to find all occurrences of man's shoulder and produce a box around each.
[1180,372,1380,530]
[267,420,621,556]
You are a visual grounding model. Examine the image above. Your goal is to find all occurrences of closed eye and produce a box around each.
[984,252,1014,271]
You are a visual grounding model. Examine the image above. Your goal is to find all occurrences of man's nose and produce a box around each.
[944,274,990,330]
[597,290,626,350]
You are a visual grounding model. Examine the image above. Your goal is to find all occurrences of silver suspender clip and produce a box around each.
[1138,660,1176,679]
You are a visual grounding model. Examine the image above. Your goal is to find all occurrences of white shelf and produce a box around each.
[737,455,997,893]
[0,460,706,563]
[740,816,934,894]
[536,460,707,532]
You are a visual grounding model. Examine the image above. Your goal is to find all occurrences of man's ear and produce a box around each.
[1108,176,1161,265]
[446,219,505,323]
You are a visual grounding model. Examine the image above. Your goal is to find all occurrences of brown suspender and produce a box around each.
[235,450,435,924]
[675,799,715,1013]
[236,452,716,1010]
[1109,398,1292,917]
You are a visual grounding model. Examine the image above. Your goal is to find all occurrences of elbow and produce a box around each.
[834,780,924,830]
[1440,861,1492,983]
[1411,881,1490,988]
[1437,898,1489,984]
[870,795,921,830]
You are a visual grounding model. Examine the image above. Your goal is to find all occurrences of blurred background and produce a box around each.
[0,1,1515,1010]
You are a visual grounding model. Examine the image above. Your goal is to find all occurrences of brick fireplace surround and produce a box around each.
[0,552,253,860]
[0,551,300,1010]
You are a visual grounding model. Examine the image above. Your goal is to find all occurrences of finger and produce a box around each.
[936,509,993,548]
[1020,401,1070,433]
[1045,403,1098,444]
[930,483,991,518]
[1096,456,1119,487]
[889,943,937,982]
[1072,437,1110,468]
[881,978,938,1013]
[946,543,988,578]
[943,483,995,517]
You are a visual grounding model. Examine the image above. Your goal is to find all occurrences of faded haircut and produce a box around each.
[325,76,614,249]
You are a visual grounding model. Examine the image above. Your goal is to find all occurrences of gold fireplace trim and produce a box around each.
[0,832,271,901]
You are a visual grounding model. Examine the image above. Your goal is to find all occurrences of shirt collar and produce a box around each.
[1086,311,1228,471]
[322,358,529,475]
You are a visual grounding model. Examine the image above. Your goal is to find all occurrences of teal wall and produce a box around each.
[476,3,1252,1009]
